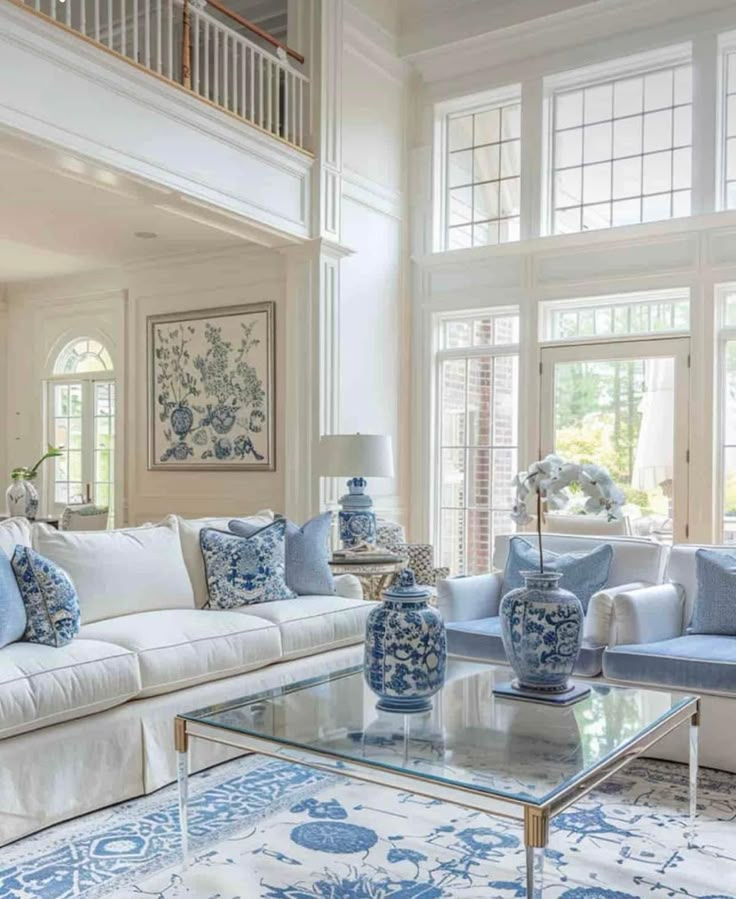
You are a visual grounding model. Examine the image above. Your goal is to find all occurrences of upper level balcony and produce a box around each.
[0,0,313,241]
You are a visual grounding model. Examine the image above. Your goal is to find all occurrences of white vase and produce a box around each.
[6,478,40,519]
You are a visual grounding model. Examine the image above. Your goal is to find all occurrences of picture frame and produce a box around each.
[147,302,275,471]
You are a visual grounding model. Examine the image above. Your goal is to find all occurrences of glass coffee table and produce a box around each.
[174,660,699,898]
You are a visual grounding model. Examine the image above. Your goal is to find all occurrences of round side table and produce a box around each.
[329,557,407,600]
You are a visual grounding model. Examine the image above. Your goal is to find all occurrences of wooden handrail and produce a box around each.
[204,0,304,65]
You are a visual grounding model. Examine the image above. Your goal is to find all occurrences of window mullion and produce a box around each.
[83,381,95,502]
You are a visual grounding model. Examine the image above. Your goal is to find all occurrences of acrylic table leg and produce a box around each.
[524,807,547,898]
[688,713,699,849]
[525,846,544,898]
[175,718,190,868]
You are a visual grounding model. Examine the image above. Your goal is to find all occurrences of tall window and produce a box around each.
[436,309,520,575]
[550,57,692,233]
[445,95,521,250]
[721,290,736,542]
[48,338,115,520]
[723,49,736,208]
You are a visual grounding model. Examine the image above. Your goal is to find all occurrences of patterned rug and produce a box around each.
[1,755,735,899]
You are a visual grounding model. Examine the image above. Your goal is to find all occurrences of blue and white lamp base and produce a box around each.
[338,477,377,548]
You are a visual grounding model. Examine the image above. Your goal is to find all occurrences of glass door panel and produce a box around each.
[540,338,690,542]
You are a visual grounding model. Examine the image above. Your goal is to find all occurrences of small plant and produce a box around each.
[510,454,625,573]
[11,445,64,481]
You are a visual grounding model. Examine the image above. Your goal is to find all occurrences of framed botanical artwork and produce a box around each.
[148,302,275,470]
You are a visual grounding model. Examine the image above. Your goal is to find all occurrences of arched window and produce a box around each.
[48,337,116,522]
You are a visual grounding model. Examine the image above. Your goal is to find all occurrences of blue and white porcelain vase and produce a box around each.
[499,570,583,694]
[339,477,377,547]
[6,477,39,519]
[364,569,447,712]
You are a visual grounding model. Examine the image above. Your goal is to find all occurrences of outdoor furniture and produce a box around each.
[60,503,109,531]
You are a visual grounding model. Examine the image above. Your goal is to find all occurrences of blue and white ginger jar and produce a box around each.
[499,570,583,694]
[364,569,447,712]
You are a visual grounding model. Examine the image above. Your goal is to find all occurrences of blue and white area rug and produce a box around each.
[2,755,736,898]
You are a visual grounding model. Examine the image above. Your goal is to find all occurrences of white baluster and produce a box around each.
[203,19,209,98]
[223,34,228,109]
[80,0,86,36]
[156,0,162,72]
[93,0,100,41]
[193,10,199,93]
[144,0,150,67]
[51,0,56,20]
[65,0,70,27]
[240,42,246,118]
[167,0,172,78]
[120,0,126,57]
[132,0,138,61]
[297,78,303,148]
[212,25,220,104]
[107,0,113,47]
[249,47,255,123]
[258,54,264,128]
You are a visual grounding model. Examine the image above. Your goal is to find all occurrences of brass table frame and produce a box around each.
[174,690,699,896]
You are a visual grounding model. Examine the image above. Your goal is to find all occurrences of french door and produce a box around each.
[539,337,690,541]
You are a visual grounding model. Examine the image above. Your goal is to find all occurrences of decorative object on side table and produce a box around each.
[147,302,275,471]
[496,454,625,704]
[317,434,394,548]
[329,550,407,600]
[6,445,63,519]
[364,569,447,712]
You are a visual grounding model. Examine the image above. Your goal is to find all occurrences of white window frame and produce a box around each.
[542,42,693,236]
[432,306,520,574]
[718,32,736,211]
[433,83,521,254]
[717,283,736,542]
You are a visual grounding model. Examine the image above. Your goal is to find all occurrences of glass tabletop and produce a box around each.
[181,660,696,807]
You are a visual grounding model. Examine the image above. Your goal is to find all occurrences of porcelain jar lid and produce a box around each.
[382,568,430,600]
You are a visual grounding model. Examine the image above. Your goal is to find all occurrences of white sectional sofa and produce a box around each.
[0,513,374,847]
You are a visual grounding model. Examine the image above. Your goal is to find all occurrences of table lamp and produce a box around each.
[318,433,394,548]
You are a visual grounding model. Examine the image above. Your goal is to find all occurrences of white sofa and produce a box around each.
[0,514,374,847]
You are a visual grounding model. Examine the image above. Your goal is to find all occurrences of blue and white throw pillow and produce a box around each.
[689,548,736,635]
[11,546,80,647]
[200,520,296,609]
[502,536,613,613]
[0,551,27,648]
[229,512,335,596]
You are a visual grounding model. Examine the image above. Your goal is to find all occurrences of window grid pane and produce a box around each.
[724,336,736,544]
[437,311,519,575]
[543,292,690,341]
[725,51,736,209]
[446,100,522,250]
[53,382,84,507]
[93,381,115,525]
[552,63,692,233]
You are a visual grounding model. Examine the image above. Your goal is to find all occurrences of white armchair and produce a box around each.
[438,532,666,678]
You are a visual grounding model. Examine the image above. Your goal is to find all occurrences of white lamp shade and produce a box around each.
[318,434,394,478]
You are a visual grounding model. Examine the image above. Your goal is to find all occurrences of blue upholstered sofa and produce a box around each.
[437,533,666,678]
[438,537,736,772]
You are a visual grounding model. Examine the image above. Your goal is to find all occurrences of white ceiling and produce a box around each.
[0,134,256,284]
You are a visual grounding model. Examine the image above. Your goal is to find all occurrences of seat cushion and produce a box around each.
[78,609,282,697]
[234,596,375,661]
[446,616,605,677]
[0,639,141,740]
[603,635,736,694]
[32,518,195,624]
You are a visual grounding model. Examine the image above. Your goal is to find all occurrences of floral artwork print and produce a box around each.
[148,303,274,469]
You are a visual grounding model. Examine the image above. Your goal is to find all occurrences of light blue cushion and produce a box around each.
[200,521,296,609]
[230,513,335,596]
[446,616,604,677]
[502,535,613,612]
[11,547,80,647]
[689,548,736,635]
[0,551,27,647]
[603,634,736,694]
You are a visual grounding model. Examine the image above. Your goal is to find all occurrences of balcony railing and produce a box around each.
[16,0,310,151]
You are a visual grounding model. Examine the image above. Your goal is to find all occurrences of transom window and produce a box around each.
[541,290,690,342]
[48,338,116,522]
[723,50,736,209]
[446,96,521,250]
[435,309,520,575]
[551,61,692,233]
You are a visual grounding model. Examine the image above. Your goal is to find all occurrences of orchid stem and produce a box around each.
[537,490,544,574]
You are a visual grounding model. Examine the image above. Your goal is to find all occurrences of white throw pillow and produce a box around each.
[0,517,32,559]
[175,511,275,607]
[32,518,195,624]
